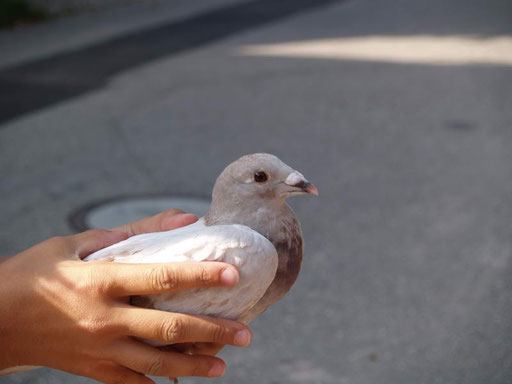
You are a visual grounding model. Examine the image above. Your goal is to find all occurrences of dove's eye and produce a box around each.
[254,171,268,183]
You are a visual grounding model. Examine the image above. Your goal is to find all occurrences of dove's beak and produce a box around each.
[302,182,319,195]
[284,172,319,196]
[291,180,319,195]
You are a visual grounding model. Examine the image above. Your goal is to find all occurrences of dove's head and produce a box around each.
[211,153,318,205]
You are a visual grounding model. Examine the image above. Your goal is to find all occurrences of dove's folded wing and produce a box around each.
[85,220,279,322]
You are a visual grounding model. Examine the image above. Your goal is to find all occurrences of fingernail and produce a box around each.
[220,268,239,285]
[208,362,225,377]
[234,330,251,347]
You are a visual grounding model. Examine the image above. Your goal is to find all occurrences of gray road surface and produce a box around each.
[1,0,511,383]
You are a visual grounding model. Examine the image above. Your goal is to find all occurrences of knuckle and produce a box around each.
[73,264,95,289]
[43,236,69,253]
[191,364,203,377]
[145,355,166,376]
[160,317,186,342]
[128,220,142,236]
[198,267,215,286]
[211,324,229,343]
[79,264,110,295]
[80,312,111,336]
[149,266,178,291]
[191,358,211,377]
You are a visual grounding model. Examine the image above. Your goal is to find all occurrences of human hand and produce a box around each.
[0,210,252,383]
[111,210,228,359]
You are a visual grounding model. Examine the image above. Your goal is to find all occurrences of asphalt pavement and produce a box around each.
[0,0,511,383]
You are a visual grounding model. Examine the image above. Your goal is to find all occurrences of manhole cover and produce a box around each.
[69,195,210,232]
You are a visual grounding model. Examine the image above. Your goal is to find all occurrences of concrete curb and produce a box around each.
[0,0,246,69]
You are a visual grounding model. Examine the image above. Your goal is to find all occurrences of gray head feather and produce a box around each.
[204,153,316,233]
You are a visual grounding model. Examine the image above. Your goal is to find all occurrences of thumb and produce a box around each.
[73,229,129,259]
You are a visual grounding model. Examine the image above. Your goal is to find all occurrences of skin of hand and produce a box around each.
[0,209,252,384]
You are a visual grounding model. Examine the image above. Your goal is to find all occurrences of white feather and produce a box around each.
[85,219,278,322]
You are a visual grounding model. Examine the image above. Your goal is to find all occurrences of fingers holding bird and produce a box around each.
[109,339,227,379]
[111,209,198,236]
[165,342,225,357]
[92,261,240,297]
[110,306,251,347]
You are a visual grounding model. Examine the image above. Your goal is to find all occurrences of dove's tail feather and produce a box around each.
[0,365,40,376]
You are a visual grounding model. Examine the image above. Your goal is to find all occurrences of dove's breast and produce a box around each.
[85,221,278,323]
[237,207,304,323]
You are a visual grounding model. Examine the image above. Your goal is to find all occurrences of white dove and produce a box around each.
[86,153,318,329]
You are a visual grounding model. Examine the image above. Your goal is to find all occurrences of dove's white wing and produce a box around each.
[85,220,278,322]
